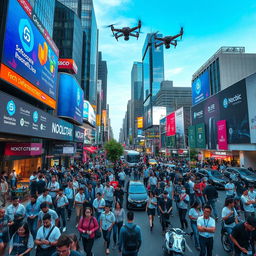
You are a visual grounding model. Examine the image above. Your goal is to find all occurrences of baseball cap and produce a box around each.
[247,216,256,228]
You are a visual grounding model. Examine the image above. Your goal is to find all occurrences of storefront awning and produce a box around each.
[83,146,97,153]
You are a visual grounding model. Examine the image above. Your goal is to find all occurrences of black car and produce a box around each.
[196,169,228,189]
[126,181,148,210]
[223,167,256,185]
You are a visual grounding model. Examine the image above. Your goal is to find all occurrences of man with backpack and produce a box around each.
[119,211,142,256]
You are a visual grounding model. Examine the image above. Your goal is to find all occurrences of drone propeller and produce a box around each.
[104,23,119,28]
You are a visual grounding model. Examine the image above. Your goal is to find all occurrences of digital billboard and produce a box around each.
[74,125,84,143]
[175,107,185,149]
[102,110,107,127]
[196,123,206,148]
[217,120,228,150]
[58,59,78,74]
[137,117,143,129]
[0,91,73,141]
[1,0,58,109]
[246,73,256,143]
[83,100,96,126]
[192,71,210,106]
[166,112,176,136]
[188,125,196,148]
[152,106,166,125]
[57,73,84,125]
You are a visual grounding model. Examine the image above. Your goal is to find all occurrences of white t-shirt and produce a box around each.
[197,216,215,238]
[221,207,237,228]
[241,195,254,212]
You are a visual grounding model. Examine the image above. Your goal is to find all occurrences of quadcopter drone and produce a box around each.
[107,20,142,41]
[154,27,184,49]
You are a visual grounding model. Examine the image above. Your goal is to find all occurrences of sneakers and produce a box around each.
[63,227,66,232]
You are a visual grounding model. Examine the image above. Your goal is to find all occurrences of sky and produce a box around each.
[94,0,256,140]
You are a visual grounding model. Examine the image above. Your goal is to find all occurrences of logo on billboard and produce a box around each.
[195,79,201,95]
[7,100,16,116]
[193,110,203,119]
[19,19,34,52]
[223,94,242,109]
[20,118,25,126]
[38,42,48,66]
[33,111,39,123]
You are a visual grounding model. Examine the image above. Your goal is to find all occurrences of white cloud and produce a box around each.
[165,67,184,77]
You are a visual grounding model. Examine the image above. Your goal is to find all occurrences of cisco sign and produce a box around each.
[0,91,74,141]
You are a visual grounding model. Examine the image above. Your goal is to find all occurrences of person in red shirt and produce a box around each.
[110,178,119,189]
[194,179,206,205]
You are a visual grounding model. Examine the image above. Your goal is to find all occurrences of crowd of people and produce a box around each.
[0,154,255,256]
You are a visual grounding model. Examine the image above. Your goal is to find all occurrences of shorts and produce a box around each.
[147,208,156,216]
[0,233,9,243]
[75,205,83,217]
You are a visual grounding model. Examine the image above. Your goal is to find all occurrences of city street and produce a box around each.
[27,183,229,256]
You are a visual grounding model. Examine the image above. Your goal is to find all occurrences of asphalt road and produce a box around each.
[30,182,231,256]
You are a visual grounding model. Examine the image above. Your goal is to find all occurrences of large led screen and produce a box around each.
[1,0,58,108]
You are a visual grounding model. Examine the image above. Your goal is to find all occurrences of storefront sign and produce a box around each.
[57,73,84,124]
[166,112,176,136]
[52,143,75,155]
[1,0,58,108]
[217,120,228,150]
[74,125,84,143]
[137,117,143,129]
[0,91,73,141]
[5,143,42,156]
[58,59,78,74]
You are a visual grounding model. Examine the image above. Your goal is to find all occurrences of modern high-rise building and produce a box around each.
[131,62,143,143]
[142,33,164,130]
[28,0,55,36]
[98,52,108,110]
[58,0,98,107]
[53,1,83,83]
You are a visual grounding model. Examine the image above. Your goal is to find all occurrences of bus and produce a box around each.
[124,150,140,167]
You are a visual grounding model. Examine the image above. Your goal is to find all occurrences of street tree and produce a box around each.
[104,139,124,163]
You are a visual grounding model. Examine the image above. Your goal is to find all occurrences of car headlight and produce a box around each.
[128,198,134,202]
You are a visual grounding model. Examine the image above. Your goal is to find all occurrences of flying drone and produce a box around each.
[154,27,184,49]
[107,20,142,41]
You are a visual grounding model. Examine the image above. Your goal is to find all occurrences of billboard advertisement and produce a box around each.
[137,117,143,129]
[196,123,206,148]
[83,100,96,126]
[217,120,228,150]
[57,73,84,125]
[0,91,73,141]
[246,73,256,143]
[152,106,166,125]
[1,0,58,109]
[192,71,210,105]
[58,59,78,74]
[175,107,185,149]
[219,79,249,144]
[188,125,196,148]
[74,125,84,143]
[102,110,107,127]
[166,112,176,136]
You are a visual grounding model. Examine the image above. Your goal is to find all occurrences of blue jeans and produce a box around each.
[57,207,66,228]
[207,199,218,218]
[113,221,123,244]
[66,199,74,219]
[190,221,199,248]
[199,236,213,256]
[196,196,205,205]
[102,229,112,249]
[27,216,38,239]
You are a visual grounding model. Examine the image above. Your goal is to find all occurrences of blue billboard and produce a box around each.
[2,0,58,101]
[192,71,210,105]
[57,73,84,125]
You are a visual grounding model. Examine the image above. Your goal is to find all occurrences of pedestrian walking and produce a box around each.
[225,179,236,198]
[37,189,53,208]
[93,192,106,222]
[241,188,255,219]
[197,205,216,256]
[55,188,68,232]
[9,222,34,256]
[38,202,59,227]
[204,180,219,220]
[177,186,189,229]
[47,176,60,209]
[35,213,61,256]
[78,207,99,256]
[118,211,142,256]
[74,188,86,227]
[0,177,8,207]
[0,207,11,255]
[146,191,157,231]
[64,181,75,220]
[113,201,125,248]
[103,182,114,207]
[188,201,203,250]
[100,204,115,255]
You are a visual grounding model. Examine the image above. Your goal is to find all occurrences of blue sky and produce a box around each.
[94,0,256,139]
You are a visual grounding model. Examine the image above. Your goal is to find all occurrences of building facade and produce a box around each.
[98,52,108,110]
[53,1,83,83]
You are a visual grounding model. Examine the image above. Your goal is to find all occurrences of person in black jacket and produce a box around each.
[159,191,173,233]
[203,180,219,220]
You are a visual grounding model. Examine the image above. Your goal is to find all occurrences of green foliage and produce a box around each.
[190,148,198,161]
[104,139,124,163]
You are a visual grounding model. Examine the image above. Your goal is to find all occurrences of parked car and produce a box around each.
[126,181,148,210]
[223,167,256,185]
[196,169,228,189]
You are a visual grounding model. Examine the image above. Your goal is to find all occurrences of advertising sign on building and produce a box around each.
[83,101,96,126]
[137,117,143,129]
[74,125,84,143]
[152,106,166,125]
[58,59,78,74]
[166,112,176,136]
[246,73,256,143]
[1,0,59,109]
[96,114,101,127]
[0,91,73,141]
[4,143,42,156]
[175,107,185,149]
[57,73,84,125]
[188,125,196,148]
[217,120,228,150]
[102,110,107,127]
[192,71,210,105]
[196,123,206,148]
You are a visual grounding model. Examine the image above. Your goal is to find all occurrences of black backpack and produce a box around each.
[124,225,138,251]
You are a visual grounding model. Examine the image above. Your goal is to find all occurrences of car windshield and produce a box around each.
[239,169,254,176]
[210,171,223,178]
[129,185,146,194]
[126,154,140,163]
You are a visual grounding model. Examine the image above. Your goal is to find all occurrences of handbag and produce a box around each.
[225,215,235,225]
[81,217,93,239]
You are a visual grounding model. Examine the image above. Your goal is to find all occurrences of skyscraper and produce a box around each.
[58,0,98,107]
[98,52,108,110]
[28,0,55,36]
[53,1,83,83]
